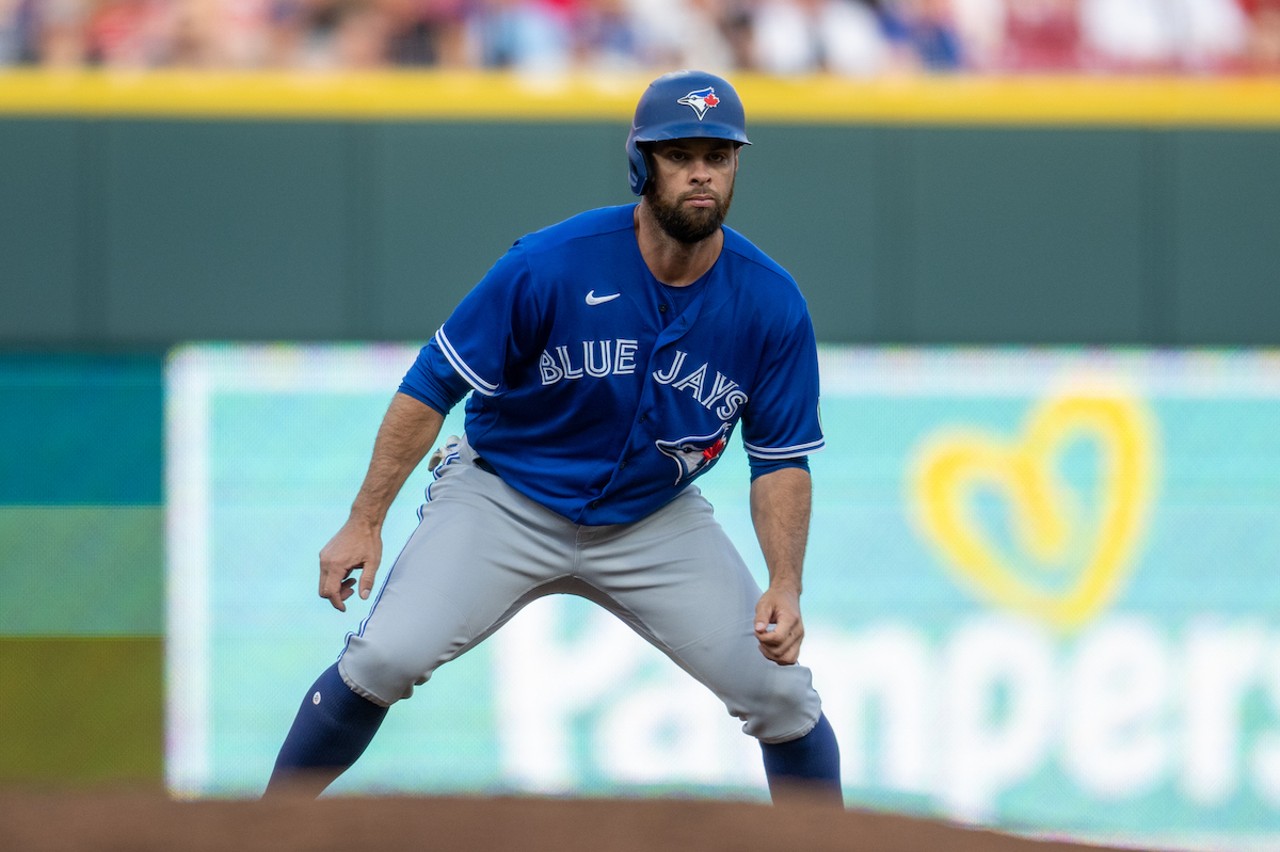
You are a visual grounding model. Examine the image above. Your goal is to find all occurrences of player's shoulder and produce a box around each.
[719,226,803,296]
[515,204,636,254]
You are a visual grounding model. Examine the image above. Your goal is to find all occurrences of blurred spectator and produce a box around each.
[85,0,176,67]
[261,0,306,66]
[172,0,277,68]
[333,1,391,66]
[1242,0,1280,70]
[0,0,36,62]
[30,0,85,65]
[998,0,1084,72]
[381,0,468,66]
[946,0,1003,69]
[289,1,394,68]
[752,0,897,77]
[625,0,747,73]
[469,0,571,72]
[0,1,13,61]
[1080,0,1250,73]
[571,0,642,71]
[888,0,967,71]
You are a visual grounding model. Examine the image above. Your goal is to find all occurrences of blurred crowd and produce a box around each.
[1,0,1278,74]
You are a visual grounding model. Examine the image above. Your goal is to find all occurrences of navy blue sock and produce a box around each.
[264,662,389,798]
[760,712,843,806]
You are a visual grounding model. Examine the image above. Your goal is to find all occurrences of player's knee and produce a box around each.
[340,641,427,705]
[738,669,822,743]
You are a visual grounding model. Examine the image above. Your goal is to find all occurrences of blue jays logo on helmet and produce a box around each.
[677,87,721,121]
[625,70,751,196]
[656,423,732,485]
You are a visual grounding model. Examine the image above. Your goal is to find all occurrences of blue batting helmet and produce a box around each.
[626,70,751,196]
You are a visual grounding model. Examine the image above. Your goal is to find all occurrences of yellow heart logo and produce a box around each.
[911,391,1157,631]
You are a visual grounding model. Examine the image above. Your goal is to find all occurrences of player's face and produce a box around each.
[645,138,738,245]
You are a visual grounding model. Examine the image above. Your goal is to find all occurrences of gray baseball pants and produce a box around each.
[338,436,823,744]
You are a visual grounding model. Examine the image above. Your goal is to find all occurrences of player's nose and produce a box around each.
[689,157,713,183]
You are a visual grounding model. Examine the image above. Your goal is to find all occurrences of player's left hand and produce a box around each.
[754,586,804,665]
[318,516,383,612]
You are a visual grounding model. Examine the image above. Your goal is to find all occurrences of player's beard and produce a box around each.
[648,185,734,245]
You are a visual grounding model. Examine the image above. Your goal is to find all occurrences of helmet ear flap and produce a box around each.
[626,138,650,195]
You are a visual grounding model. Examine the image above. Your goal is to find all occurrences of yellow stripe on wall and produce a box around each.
[1,70,1279,126]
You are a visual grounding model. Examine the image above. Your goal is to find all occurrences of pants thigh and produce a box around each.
[339,461,572,705]
[579,488,822,743]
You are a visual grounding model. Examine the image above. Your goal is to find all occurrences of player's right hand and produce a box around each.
[318,518,383,612]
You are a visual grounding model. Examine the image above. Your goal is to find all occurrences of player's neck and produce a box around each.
[634,201,723,288]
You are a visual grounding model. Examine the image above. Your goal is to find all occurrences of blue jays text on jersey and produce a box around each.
[398,204,824,526]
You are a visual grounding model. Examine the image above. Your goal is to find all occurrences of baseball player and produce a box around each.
[265,69,842,805]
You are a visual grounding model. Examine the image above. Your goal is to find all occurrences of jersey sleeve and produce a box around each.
[739,301,825,460]
[748,454,811,480]
[398,337,473,415]
[432,242,541,396]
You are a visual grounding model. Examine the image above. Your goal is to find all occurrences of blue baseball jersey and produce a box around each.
[402,203,823,525]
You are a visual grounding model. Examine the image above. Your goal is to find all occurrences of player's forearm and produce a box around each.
[348,392,444,528]
[749,466,812,595]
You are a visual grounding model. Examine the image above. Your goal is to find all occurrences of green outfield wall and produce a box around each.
[1,73,1279,347]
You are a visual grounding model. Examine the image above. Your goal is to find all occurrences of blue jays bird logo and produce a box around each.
[677,87,721,120]
[656,423,731,484]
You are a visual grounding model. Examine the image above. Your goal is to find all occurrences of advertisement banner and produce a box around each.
[166,345,1280,849]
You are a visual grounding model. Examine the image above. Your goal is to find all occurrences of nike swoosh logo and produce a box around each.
[586,290,621,306]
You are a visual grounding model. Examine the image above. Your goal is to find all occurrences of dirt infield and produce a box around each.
[1,790,1156,852]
